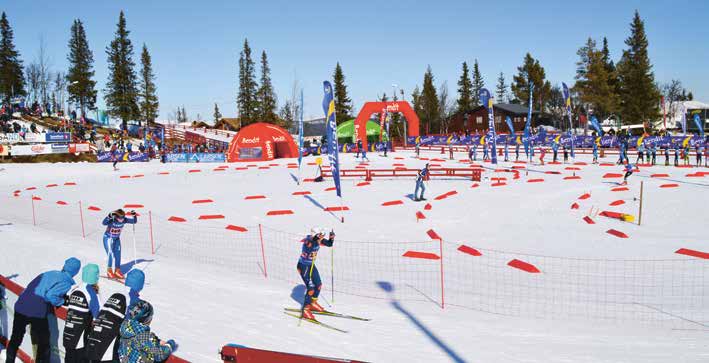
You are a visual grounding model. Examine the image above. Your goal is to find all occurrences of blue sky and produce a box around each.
[3,0,708,121]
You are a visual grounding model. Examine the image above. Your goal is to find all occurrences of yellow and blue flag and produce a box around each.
[322,81,341,197]
[479,88,497,164]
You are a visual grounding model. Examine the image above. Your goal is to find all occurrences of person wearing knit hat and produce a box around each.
[64,263,102,363]
[7,257,81,362]
[118,300,177,362]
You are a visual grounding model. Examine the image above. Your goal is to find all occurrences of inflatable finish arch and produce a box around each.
[353,101,420,151]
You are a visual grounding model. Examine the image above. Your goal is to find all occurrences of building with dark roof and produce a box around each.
[446,103,539,134]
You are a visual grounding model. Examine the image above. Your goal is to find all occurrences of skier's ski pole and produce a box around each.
[331,229,335,304]
[132,222,137,267]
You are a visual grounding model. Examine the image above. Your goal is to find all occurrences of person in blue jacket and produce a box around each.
[414,163,430,201]
[118,300,177,362]
[592,139,599,164]
[6,257,81,363]
[552,141,559,163]
[623,163,635,185]
[102,209,137,279]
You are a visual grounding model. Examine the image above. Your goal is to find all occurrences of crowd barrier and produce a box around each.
[2,193,707,331]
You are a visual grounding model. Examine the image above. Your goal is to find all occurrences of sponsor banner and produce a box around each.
[0,133,45,144]
[406,135,706,149]
[96,151,149,162]
[10,143,70,156]
[44,132,71,143]
[69,143,91,153]
[310,142,392,155]
[166,153,226,162]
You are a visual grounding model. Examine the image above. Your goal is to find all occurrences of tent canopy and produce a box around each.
[336,119,387,143]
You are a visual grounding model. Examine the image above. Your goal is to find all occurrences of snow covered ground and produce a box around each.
[1,149,708,362]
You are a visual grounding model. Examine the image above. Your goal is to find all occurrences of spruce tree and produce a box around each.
[574,37,619,119]
[420,66,440,134]
[617,10,660,124]
[237,39,258,126]
[496,72,507,102]
[471,59,484,106]
[411,85,422,116]
[213,103,222,124]
[138,44,159,126]
[456,61,473,113]
[332,62,352,124]
[105,11,139,130]
[257,51,277,123]
[67,19,97,116]
[511,53,552,112]
[0,12,25,102]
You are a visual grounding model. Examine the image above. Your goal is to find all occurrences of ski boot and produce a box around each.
[107,267,115,278]
[310,298,325,312]
[302,305,316,320]
[113,268,125,279]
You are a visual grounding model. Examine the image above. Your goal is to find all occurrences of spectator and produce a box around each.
[6,257,81,363]
[63,263,101,363]
[118,300,177,363]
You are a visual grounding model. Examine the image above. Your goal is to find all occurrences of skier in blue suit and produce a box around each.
[297,228,335,320]
[102,209,137,279]
[6,257,81,363]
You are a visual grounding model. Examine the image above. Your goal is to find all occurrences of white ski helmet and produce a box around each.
[310,227,324,236]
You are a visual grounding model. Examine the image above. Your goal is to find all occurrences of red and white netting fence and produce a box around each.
[2,194,707,329]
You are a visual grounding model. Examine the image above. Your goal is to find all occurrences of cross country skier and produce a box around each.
[674,146,679,166]
[414,163,430,201]
[356,139,363,159]
[63,263,101,363]
[415,140,421,158]
[592,140,599,164]
[552,141,559,163]
[563,145,569,163]
[297,228,335,320]
[622,163,635,185]
[539,146,546,166]
[503,141,509,162]
[111,144,119,171]
[102,209,138,279]
[636,143,644,164]
[473,142,478,161]
[515,142,520,161]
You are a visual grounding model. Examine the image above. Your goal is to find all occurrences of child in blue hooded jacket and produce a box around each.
[6,257,81,363]
[118,300,176,363]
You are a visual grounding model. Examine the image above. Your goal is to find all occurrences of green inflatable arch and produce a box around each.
[336,119,388,144]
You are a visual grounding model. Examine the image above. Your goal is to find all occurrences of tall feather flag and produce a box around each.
[505,116,514,134]
[524,82,534,157]
[680,104,687,135]
[589,115,602,135]
[693,113,704,138]
[562,82,574,158]
[479,88,497,164]
[297,89,304,184]
[322,81,342,198]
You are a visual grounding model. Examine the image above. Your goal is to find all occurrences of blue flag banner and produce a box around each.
[298,89,304,170]
[505,116,514,134]
[322,81,342,197]
[562,82,574,158]
[524,82,534,157]
[590,115,602,135]
[479,88,497,164]
[692,114,704,138]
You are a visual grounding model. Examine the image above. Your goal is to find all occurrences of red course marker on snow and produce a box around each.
[192,199,214,204]
[168,216,187,222]
[424,203,432,210]
[660,183,679,188]
[416,211,426,221]
[245,195,267,200]
[325,187,337,192]
[56,201,67,206]
[25,187,37,190]
[611,187,629,192]
[402,251,440,260]
[382,200,404,206]
[491,182,507,187]
[599,163,614,166]
[457,245,482,256]
[427,229,442,241]
[64,182,77,186]
[324,206,349,212]
[603,173,623,178]
[356,182,370,187]
[32,196,42,201]
[527,178,545,183]
[508,259,540,273]
[570,202,579,210]
[124,204,144,208]
[188,169,201,173]
[46,184,58,188]
[606,229,628,238]
[133,174,144,178]
[471,183,480,188]
[564,176,581,180]
[225,225,248,232]
[119,175,131,179]
[292,191,311,195]
[198,214,225,220]
[544,171,561,175]
[578,193,591,200]
[267,210,294,216]
[158,172,170,175]
[609,200,625,206]
[88,206,101,211]
[651,173,669,178]
[675,248,709,259]
[583,216,595,224]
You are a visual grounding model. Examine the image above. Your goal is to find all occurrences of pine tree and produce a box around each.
[237,39,258,126]
[105,11,139,130]
[67,19,97,116]
[411,85,422,116]
[574,37,619,119]
[138,44,159,126]
[332,62,352,124]
[511,53,552,113]
[181,106,188,123]
[456,61,473,113]
[471,59,484,106]
[257,51,277,123]
[495,72,507,102]
[420,66,440,134]
[0,12,25,102]
[213,103,222,124]
[617,11,660,124]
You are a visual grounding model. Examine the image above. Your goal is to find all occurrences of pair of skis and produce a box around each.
[283,308,369,333]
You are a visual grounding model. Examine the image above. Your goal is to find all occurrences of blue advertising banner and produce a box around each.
[44,132,71,143]
[166,153,226,163]
[406,135,707,149]
[323,81,342,198]
[96,151,149,162]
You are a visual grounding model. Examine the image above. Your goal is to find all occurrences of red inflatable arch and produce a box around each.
[354,101,420,151]
[227,122,298,162]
